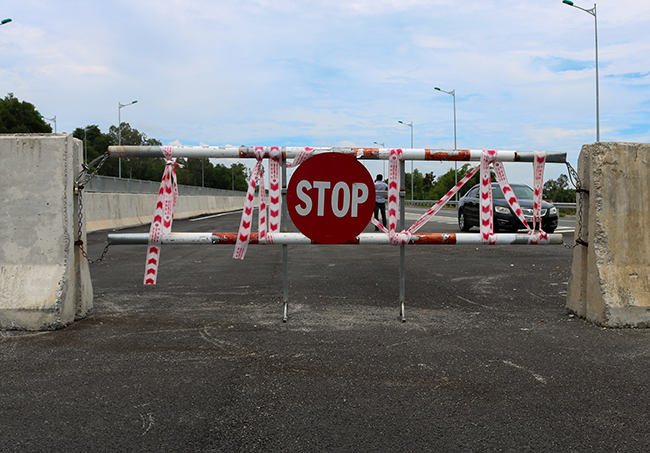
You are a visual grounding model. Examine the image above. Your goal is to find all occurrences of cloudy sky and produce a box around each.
[2,0,649,184]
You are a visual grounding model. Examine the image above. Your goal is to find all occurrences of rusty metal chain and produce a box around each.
[565,161,588,248]
[75,152,110,188]
[74,153,111,263]
[75,188,110,263]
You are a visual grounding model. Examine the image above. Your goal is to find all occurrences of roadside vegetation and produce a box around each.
[0,93,249,191]
[404,164,575,207]
[2,92,576,199]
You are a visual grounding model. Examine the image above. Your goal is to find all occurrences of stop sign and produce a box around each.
[287,153,375,244]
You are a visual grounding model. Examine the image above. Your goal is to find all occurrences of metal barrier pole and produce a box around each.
[108,232,566,246]
[282,154,289,322]
[399,159,406,322]
[107,146,568,164]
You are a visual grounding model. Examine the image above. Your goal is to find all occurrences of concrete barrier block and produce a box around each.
[0,134,93,330]
[567,142,650,327]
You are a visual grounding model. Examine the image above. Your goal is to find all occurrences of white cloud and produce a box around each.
[1,0,647,174]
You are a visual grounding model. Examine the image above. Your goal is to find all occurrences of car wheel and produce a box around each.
[458,210,471,232]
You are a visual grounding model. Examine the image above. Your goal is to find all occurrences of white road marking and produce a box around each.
[502,360,547,384]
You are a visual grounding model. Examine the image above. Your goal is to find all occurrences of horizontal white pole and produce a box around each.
[107,146,567,163]
[108,232,565,246]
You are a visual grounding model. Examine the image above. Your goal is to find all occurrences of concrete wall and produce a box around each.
[1,134,93,330]
[567,142,650,327]
[83,192,245,232]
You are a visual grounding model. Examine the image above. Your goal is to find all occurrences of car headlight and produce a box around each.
[549,207,558,215]
[494,206,510,214]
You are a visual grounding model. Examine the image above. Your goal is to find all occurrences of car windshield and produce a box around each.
[492,185,534,200]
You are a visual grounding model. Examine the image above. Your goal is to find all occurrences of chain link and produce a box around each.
[75,189,110,263]
[564,161,588,249]
[75,153,111,264]
[76,152,110,187]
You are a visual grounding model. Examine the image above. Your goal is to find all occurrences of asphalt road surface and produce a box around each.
[2,207,650,452]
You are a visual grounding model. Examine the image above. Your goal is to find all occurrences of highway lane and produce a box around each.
[11,206,650,453]
[402,206,576,234]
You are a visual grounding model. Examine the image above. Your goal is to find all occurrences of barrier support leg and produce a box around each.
[281,155,289,322]
[283,244,289,322]
[399,159,406,322]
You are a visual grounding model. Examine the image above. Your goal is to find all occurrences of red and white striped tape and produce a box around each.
[529,151,549,244]
[233,149,265,259]
[491,152,549,244]
[268,147,282,236]
[232,148,548,256]
[233,147,287,256]
[407,164,480,234]
[493,161,530,231]
[144,146,180,285]
[387,149,411,245]
[256,150,267,244]
[287,147,314,168]
[480,150,498,244]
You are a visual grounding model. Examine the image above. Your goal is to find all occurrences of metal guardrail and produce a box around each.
[406,200,458,207]
[84,175,245,197]
[405,199,576,209]
[552,202,577,209]
[85,177,578,209]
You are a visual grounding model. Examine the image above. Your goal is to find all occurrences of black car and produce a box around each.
[457,183,558,233]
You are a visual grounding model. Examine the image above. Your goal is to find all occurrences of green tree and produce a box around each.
[72,125,117,176]
[175,159,248,191]
[543,174,575,203]
[175,158,204,186]
[106,122,163,179]
[405,168,426,200]
[228,163,249,191]
[427,164,495,201]
[0,93,52,133]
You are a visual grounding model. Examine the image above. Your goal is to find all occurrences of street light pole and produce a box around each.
[39,114,57,133]
[118,100,138,178]
[398,121,414,200]
[374,141,386,176]
[563,1,600,142]
[435,86,458,201]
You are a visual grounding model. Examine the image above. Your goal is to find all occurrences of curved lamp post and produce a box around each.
[562,1,600,142]
[1,18,11,26]
[39,114,57,133]
[374,141,386,175]
[118,100,138,178]
[434,86,458,201]
[398,121,414,200]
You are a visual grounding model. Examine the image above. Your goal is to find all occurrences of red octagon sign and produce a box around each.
[287,153,375,244]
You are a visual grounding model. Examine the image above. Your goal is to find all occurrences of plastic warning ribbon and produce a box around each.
[375,149,548,245]
[528,151,549,244]
[371,216,389,233]
[287,147,314,168]
[268,147,282,237]
[234,148,266,259]
[144,146,181,285]
[257,151,267,244]
[484,151,549,245]
[480,150,498,244]
[491,152,548,244]
[493,161,530,232]
[386,148,411,245]
[407,164,481,234]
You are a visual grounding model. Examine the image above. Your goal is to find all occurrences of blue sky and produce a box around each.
[2,0,649,185]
